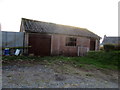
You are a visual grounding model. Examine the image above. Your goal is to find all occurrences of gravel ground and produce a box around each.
[2,62,118,88]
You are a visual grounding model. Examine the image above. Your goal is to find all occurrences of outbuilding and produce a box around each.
[20,18,100,56]
[101,35,120,45]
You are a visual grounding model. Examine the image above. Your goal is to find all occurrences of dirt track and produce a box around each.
[2,61,118,88]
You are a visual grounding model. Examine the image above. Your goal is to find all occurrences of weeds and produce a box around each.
[2,51,119,70]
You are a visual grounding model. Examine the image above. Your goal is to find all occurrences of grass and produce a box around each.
[2,51,119,70]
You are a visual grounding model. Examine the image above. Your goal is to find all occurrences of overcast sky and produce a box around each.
[0,0,119,40]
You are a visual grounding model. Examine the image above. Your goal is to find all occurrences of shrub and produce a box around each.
[103,44,115,52]
[115,44,120,50]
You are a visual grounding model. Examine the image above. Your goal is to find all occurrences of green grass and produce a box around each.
[2,51,119,70]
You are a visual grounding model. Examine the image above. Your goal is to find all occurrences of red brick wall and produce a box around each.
[25,33,99,56]
[51,34,91,56]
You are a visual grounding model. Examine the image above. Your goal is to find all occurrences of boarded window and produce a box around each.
[66,37,76,46]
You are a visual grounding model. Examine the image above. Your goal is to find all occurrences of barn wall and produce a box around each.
[51,34,90,56]
[77,36,90,47]
[23,32,29,55]
[95,39,100,51]
[25,33,99,56]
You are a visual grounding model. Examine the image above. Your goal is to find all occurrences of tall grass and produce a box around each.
[2,51,119,70]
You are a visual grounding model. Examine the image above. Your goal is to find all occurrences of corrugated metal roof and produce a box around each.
[21,18,100,39]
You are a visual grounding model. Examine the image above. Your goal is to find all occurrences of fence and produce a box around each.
[2,31,24,55]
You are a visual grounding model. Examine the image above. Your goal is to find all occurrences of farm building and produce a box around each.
[20,18,101,56]
[101,35,120,45]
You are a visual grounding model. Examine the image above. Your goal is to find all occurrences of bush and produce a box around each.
[104,44,115,52]
[115,44,120,50]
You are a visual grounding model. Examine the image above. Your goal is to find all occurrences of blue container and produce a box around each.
[4,48,10,55]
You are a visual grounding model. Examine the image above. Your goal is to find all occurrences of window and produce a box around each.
[66,37,76,46]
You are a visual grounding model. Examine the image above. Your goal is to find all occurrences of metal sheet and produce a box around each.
[2,31,24,55]
[2,32,7,47]
[2,31,24,48]
[15,32,24,47]
[6,32,16,47]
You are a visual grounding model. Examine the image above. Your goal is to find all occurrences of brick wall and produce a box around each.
[51,34,91,56]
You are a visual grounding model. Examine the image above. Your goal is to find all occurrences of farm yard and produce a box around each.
[2,51,119,88]
[1,0,119,88]
[1,18,119,88]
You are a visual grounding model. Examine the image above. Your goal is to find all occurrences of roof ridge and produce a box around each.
[106,36,120,38]
[21,18,100,39]
[22,18,88,30]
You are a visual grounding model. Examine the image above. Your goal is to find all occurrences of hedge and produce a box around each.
[104,44,120,51]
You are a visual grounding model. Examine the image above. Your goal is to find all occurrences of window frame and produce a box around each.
[66,37,77,46]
